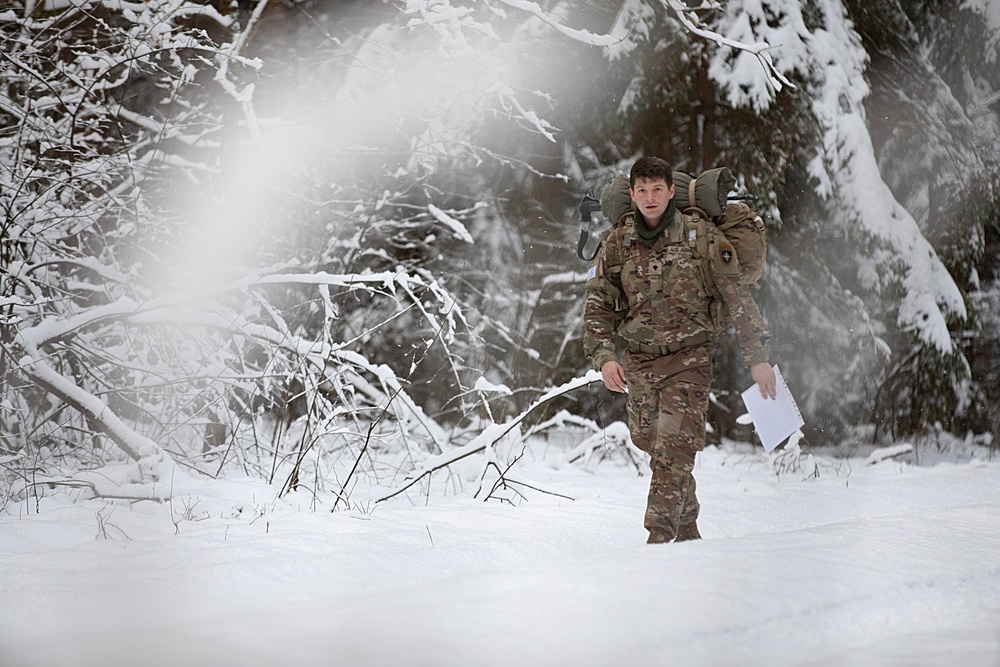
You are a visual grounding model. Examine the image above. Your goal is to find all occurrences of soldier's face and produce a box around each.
[630,177,675,226]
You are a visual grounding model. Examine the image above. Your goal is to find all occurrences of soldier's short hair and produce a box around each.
[630,157,673,188]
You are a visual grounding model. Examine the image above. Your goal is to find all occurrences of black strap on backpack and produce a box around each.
[577,193,602,261]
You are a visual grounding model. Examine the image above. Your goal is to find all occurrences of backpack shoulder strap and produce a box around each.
[577,193,602,261]
[606,213,634,267]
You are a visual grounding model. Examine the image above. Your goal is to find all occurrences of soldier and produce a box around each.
[584,156,776,544]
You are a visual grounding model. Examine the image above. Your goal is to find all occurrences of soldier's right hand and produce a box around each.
[601,360,628,393]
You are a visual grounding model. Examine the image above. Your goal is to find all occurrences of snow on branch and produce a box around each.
[427,204,474,243]
[214,0,269,142]
[16,297,142,348]
[662,0,794,92]
[248,268,469,345]
[224,318,450,453]
[407,0,796,96]
[490,0,796,95]
[492,0,621,46]
[244,270,404,294]
[170,2,234,28]
[15,268,456,351]
[12,258,465,467]
[16,336,176,479]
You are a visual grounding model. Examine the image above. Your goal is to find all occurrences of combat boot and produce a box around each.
[646,527,676,544]
[675,521,702,542]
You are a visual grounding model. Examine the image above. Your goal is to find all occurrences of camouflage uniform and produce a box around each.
[583,201,769,543]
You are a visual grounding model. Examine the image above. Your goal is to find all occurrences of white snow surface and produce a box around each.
[2,444,999,667]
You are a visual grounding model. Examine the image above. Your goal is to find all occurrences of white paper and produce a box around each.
[741,365,804,453]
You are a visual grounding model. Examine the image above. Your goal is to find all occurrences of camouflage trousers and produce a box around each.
[623,344,713,543]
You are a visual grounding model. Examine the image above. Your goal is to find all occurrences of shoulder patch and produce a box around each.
[586,265,597,280]
[719,242,735,266]
[713,238,741,277]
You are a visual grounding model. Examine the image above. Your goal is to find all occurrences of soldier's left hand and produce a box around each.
[601,360,628,393]
[751,362,777,400]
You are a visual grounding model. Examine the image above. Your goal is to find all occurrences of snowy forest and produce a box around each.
[2,0,999,509]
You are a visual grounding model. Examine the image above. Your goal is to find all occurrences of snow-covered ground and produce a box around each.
[2,441,999,667]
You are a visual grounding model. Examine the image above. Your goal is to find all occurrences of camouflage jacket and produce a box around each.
[583,207,770,371]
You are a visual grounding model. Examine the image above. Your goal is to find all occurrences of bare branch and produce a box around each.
[374,371,602,503]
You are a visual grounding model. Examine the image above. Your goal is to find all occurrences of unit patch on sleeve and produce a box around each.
[714,239,741,277]
[720,242,734,265]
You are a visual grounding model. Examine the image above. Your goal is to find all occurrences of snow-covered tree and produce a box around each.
[0,1,468,501]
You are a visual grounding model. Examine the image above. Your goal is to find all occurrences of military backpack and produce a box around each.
[577,167,767,288]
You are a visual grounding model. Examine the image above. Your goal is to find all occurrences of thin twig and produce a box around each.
[333,384,405,511]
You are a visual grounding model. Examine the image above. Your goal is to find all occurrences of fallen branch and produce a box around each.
[16,337,176,477]
[374,370,602,503]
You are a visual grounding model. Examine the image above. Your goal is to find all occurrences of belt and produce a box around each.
[626,331,711,356]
